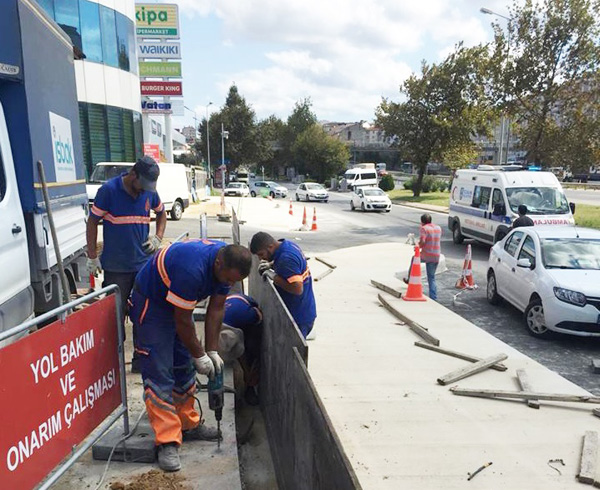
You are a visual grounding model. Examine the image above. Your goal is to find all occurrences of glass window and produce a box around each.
[133,112,143,160]
[127,18,137,75]
[115,13,130,72]
[518,235,536,266]
[505,187,570,215]
[0,146,6,202]
[79,0,103,63]
[38,0,55,17]
[54,0,82,51]
[107,107,124,161]
[78,103,92,177]
[87,104,109,165]
[99,5,118,68]
[541,238,600,270]
[504,231,524,257]
[122,110,135,162]
[472,185,492,210]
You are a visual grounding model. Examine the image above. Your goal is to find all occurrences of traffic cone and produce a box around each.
[302,207,307,227]
[289,198,293,216]
[455,244,477,289]
[311,207,318,231]
[89,273,95,290]
[403,246,427,301]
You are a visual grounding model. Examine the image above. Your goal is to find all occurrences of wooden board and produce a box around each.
[516,369,540,409]
[315,256,337,269]
[378,294,440,346]
[437,354,508,385]
[314,268,334,282]
[451,387,600,404]
[371,279,401,298]
[414,341,507,372]
[579,431,598,484]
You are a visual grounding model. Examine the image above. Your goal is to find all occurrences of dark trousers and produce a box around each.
[103,270,137,346]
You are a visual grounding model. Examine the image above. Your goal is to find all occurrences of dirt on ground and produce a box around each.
[109,470,191,490]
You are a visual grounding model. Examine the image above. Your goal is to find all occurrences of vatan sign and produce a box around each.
[140,81,182,96]
[138,41,181,59]
[142,100,172,114]
[135,3,179,38]
[0,295,121,489]
[139,61,181,78]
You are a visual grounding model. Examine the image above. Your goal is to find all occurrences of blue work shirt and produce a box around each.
[135,240,231,310]
[272,239,317,332]
[223,294,262,329]
[91,174,163,273]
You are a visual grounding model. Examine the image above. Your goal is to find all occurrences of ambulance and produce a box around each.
[448,166,575,245]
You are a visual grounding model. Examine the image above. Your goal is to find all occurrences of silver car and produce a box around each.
[250,181,288,198]
[295,183,329,202]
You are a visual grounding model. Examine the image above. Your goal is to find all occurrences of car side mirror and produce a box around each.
[569,202,576,215]
[517,258,532,269]
[493,203,506,216]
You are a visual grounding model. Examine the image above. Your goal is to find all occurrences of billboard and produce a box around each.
[138,41,181,59]
[135,3,179,38]
[143,144,160,161]
[139,61,182,78]
[140,81,183,96]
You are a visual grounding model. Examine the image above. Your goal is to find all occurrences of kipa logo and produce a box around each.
[136,6,168,26]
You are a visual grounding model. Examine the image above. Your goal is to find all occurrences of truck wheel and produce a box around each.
[251,191,256,197]
[452,222,464,244]
[170,201,183,221]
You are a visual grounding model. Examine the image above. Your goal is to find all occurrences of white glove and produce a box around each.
[207,351,224,376]
[143,235,162,254]
[262,269,276,281]
[193,354,215,379]
[258,260,273,274]
[87,257,102,275]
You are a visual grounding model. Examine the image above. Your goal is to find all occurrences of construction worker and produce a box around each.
[222,294,263,405]
[86,156,167,372]
[249,232,316,338]
[512,204,535,229]
[419,213,442,300]
[129,240,252,472]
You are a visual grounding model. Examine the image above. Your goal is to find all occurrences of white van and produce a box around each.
[344,167,378,190]
[87,162,190,220]
[448,167,575,245]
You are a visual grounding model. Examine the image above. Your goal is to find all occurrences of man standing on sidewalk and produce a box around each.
[87,157,167,372]
[419,214,442,300]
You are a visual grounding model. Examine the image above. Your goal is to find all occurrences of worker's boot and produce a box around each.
[157,443,181,472]
[183,423,221,441]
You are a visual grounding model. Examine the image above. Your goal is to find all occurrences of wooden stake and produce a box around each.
[378,294,440,346]
[516,369,540,409]
[315,256,337,269]
[414,341,507,372]
[451,387,600,404]
[314,268,334,282]
[579,431,598,484]
[371,279,401,298]
[437,354,508,385]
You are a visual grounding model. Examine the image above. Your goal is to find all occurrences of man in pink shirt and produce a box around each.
[419,214,442,300]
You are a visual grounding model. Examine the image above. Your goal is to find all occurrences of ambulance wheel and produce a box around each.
[486,270,501,305]
[170,201,183,221]
[452,222,464,244]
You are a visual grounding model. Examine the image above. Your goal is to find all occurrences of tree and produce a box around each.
[492,0,600,167]
[256,115,286,178]
[283,98,318,172]
[291,125,349,182]
[376,44,493,196]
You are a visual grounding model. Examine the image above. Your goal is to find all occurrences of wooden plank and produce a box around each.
[593,408,600,419]
[450,387,600,404]
[314,268,334,282]
[437,354,508,385]
[516,369,540,409]
[592,359,600,374]
[414,341,507,372]
[371,279,401,298]
[579,431,598,484]
[377,294,440,346]
[315,256,337,269]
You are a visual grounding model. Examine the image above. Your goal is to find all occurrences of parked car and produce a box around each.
[487,226,600,338]
[225,182,249,197]
[350,187,392,212]
[295,183,329,202]
[249,181,288,198]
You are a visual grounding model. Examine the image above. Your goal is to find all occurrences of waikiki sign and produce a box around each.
[135,4,179,38]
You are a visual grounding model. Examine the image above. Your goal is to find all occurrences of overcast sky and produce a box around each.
[164,0,511,128]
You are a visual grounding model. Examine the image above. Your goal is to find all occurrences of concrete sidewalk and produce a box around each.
[308,242,596,489]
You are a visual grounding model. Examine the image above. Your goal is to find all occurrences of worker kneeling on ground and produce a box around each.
[130,240,252,472]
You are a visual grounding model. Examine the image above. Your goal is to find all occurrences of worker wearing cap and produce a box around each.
[130,240,252,472]
[249,232,316,338]
[86,156,167,372]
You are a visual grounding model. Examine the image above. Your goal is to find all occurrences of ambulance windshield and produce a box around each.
[505,187,570,215]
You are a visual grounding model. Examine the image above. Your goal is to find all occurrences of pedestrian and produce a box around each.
[222,294,263,405]
[249,232,317,338]
[419,214,442,300]
[86,156,167,372]
[512,204,535,229]
[129,240,252,472]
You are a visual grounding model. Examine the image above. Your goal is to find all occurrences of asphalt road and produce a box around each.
[166,187,600,395]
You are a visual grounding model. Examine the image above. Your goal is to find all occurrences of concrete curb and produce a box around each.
[393,201,449,214]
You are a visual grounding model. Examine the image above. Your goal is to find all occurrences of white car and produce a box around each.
[249,181,288,198]
[224,182,249,197]
[487,226,600,338]
[295,183,329,202]
[350,187,392,212]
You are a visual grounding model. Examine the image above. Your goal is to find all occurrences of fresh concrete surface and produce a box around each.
[308,242,596,489]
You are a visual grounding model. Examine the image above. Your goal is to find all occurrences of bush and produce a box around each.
[379,174,395,191]
[403,177,415,191]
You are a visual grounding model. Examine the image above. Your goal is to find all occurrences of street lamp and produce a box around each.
[481,6,511,164]
[221,122,229,192]
[205,102,213,186]
[183,105,198,140]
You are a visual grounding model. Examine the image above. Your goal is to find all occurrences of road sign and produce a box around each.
[140,81,182,96]
[138,42,181,59]
[135,3,179,38]
[139,61,181,78]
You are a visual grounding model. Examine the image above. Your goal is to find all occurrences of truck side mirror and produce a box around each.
[569,202,576,215]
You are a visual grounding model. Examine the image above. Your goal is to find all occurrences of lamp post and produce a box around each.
[221,122,229,192]
[481,7,511,164]
[205,102,213,186]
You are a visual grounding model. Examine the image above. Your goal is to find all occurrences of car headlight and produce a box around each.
[553,287,586,307]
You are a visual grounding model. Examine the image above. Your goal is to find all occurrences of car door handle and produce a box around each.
[12,224,22,234]
[497,258,501,262]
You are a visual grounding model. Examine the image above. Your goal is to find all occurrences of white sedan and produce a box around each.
[350,187,392,212]
[295,183,329,202]
[224,182,249,197]
[487,226,600,338]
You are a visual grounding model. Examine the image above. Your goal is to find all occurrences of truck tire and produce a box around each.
[170,201,183,221]
[452,222,464,244]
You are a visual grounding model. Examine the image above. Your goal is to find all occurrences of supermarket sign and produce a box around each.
[140,81,182,96]
[139,61,181,78]
[135,3,179,38]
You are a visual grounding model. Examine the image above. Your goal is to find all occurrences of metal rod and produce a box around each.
[173,231,190,243]
[113,286,130,436]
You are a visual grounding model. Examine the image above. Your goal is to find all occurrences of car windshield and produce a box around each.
[89,165,131,183]
[364,189,385,197]
[541,238,600,270]
[266,181,279,187]
[228,183,242,188]
[505,187,570,215]
[306,184,324,190]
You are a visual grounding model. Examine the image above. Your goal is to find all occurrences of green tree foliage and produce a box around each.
[378,174,395,191]
[291,125,350,182]
[376,44,493,196]
[256,115,286,178]
[283,98,318,172]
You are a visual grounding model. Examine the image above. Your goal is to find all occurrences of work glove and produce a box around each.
[262,269,276,282]
[87,257,102,276]
[193,354,215,379]
[207,351,224,376]
[257,260,274,274]
[143,235,162,254]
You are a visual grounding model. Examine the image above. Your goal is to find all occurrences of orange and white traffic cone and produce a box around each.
[403,246,427,301]
[455,244,477,289]
[289,198,293,216]
[311,207,318,231]
[302,207,308,227]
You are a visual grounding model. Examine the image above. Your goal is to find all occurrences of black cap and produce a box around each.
[133,156,160,191]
